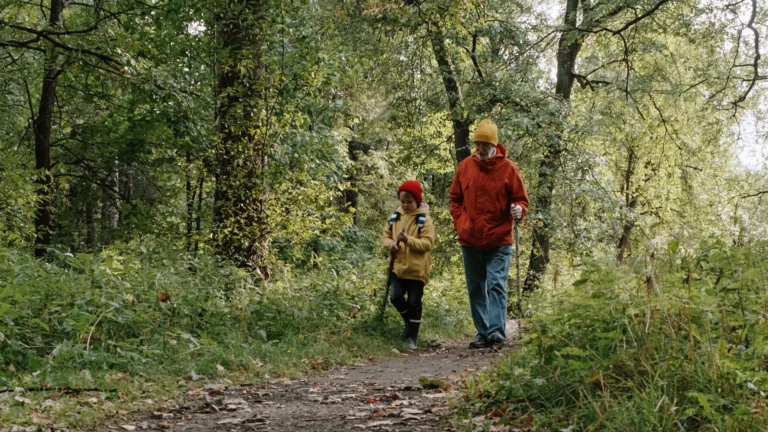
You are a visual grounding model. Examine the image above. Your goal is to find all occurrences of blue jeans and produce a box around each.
[461,245,512,339]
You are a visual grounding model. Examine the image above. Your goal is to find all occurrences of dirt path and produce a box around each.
[108,322,518,432]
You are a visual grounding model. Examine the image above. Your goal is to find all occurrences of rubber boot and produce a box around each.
[405,322,420,350]
[398,310,410,340]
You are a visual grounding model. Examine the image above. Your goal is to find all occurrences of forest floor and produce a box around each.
[99,321,519,432]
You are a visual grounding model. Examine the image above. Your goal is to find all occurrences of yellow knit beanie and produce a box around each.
[473,119,498,145]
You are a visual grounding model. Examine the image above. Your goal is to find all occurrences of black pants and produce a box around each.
[390,275,424,323]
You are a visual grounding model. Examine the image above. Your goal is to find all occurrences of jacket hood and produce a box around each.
[397,202,430,215]
[471,144,507,171]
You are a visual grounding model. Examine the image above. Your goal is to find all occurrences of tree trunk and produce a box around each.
[523,0,583,291]
[100,160,120,245]
[186,152,195,252]
[85,185,95,250]
[33,0,64,258]
[212,0,269,273]
[345,128,370,226]
[616,147,636,264]
[194,175,204,254]
[430,29,471,163]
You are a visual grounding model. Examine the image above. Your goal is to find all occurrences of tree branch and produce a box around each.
[0,21,120,66]
[740,190,768,199]
[573,73,611,90]
[731,0,761,106]
[470,32,484,79]
[577,0,674,35]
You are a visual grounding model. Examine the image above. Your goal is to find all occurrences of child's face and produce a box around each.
[399,191,418,213]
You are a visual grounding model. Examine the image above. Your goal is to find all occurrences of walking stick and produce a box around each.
[514,219,522,316]
[378,240,401,322]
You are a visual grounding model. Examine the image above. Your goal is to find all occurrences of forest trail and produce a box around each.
[107,321,519,432]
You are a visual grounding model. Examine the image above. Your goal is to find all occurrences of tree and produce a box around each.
[211,0,269,270]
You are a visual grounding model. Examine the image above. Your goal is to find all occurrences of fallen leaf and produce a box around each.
[14,395,32,405]
[403,414,423,421]
[217,418,245,425]
[401,408,423,415]
[120,425,137,431]
[522,413,535,429]
[31,408,51,424]
[424,392,454,398]
[216,364,225,372]
[377,392,402,400]
[224,397,248,405]
[157,291,170,303]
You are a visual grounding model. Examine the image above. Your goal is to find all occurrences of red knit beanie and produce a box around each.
[397,180,423,206]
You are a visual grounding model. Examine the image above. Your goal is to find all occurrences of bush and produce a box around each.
[0,238,469,390]
[459,241,768,431]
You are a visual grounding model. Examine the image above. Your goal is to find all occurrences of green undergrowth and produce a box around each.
[0,240,472,428]
[457,241,768,431]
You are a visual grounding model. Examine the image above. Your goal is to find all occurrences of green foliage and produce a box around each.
[0,238,472,425]
[0,240,461,381]
[458,241,768,431]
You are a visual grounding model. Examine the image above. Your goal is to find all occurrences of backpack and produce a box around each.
[389,210,427,238]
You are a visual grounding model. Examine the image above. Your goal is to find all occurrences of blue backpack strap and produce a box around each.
[388,210,401,234]
[416,213,426,237]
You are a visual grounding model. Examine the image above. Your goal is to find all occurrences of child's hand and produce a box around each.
[389,242,400,252]
[397,230,408,244]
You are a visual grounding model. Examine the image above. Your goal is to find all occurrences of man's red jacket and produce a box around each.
[449,145,529,249]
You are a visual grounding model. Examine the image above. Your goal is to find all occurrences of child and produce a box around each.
[382,180,436,350]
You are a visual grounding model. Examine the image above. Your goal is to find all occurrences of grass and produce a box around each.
[455,241,768,431]
[0,241,474,429]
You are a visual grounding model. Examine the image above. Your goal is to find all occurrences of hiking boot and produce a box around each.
[399,311,410,340]
[405,337,417,350]
[489,332,506,346]
[469,334,490,349]
[405,322,420,350]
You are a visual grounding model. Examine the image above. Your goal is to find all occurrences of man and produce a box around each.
[449,119,529,348]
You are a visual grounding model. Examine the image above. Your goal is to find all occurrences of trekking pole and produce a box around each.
[378,240,401,322]
[514,219,522,316]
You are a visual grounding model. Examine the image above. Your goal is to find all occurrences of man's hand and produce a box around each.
[510,204,523,220]
[396,230,408,244]
[389,242,400,252]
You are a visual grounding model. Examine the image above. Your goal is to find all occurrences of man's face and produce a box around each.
[475,141,495,159]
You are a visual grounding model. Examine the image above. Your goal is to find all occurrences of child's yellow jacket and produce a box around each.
[382,204,436,284]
